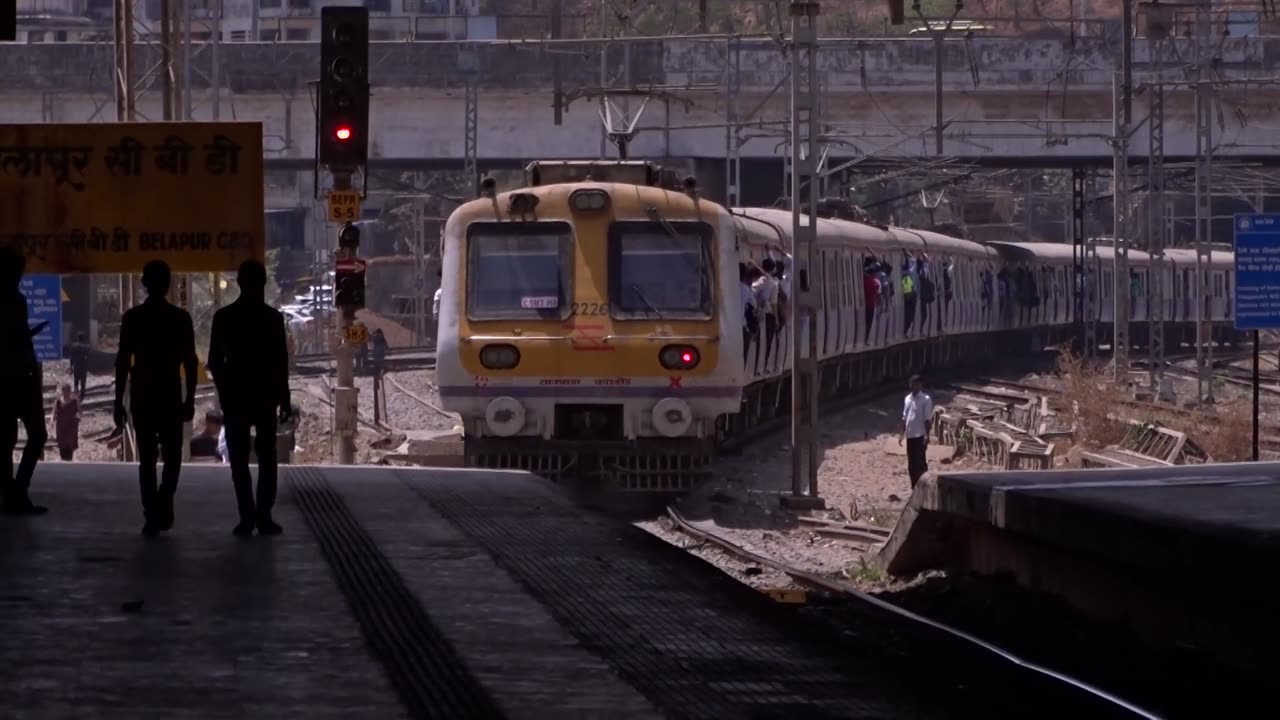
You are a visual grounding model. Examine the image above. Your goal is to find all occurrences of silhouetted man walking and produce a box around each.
[0,247,49,516]
[114,260,198,536]
[208,259,291,537]
[68,332,91,399]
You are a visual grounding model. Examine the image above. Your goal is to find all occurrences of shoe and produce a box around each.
[158,503,174,532]
[1,497,49,516]
[232,521,256,537]
[141,522,161,537]
[256,517,283,536]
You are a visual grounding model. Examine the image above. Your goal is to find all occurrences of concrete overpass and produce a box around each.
[4,34,1278,245]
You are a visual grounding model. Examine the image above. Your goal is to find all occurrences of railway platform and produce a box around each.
[2,464,1145,719]
[880,463,1280,686]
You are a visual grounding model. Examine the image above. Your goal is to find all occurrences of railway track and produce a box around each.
[662,508,1159,720]
[954,376,1280,455]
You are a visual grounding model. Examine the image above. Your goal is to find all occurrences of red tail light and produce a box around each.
[659,345,700,370]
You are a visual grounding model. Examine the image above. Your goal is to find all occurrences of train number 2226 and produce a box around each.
[570,302,609,316]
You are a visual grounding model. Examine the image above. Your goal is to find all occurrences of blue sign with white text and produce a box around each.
[19,274,63,362]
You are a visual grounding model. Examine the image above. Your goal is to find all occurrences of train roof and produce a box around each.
[731,208,995,258]
[989,242,1156,262]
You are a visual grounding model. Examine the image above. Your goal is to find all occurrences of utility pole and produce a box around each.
[1147,27,1168,398]
[1111,0,1133,383]
[915,1,962,156]
[723,36,742,207]
[1193,0,1215,404]
[460,46,480,198]
[784,1,824,511]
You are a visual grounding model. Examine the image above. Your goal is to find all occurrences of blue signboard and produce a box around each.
[19,274,62,362]
[1233,214,1280,330]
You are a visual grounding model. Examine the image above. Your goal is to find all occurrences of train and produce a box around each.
[434,160,1240,492]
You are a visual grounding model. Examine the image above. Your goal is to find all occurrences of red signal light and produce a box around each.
[681,352,693,364]
[335,126,353,141]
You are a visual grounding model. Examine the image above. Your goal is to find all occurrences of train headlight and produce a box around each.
[485,396,526,437]
[652,398,693,438]
[569,189,610,212]
[480,344,521,370]
[659,345,700,371]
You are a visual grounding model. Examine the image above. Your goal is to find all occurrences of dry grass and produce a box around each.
[1054,348,1253,463]
[1054,348,1127,449]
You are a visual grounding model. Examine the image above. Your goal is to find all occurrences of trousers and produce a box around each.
[225,408,279,523]
[0,387,48,497]
[133,411,184,519]
[906,436,929,488]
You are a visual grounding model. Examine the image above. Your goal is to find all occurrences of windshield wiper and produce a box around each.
[647,204,711,315]
[630,284,666,318]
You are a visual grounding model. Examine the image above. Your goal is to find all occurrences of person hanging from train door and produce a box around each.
[114,260,198,536]
[207,259,292,537]
[901,253,918,337]
[863,257,880,344]
[941,258,954,332]
[739,263,758,370]
[996,267,1012,327]
[919,253,936,335]
[980,265,993,325]
[0,247,50,516]
[773,257,790,371]
[752,259,780,373]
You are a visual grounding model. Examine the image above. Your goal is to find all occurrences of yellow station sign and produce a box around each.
[327,190,361,223]
[0,121,266,274]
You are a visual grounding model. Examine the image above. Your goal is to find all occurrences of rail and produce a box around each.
[664,507,1160,720]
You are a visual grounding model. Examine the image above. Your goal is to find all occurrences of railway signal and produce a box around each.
[319,6,369,171]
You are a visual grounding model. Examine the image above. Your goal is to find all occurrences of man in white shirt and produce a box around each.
[431,268,443,338]
[900,374,934,488]
[752,259,780,371]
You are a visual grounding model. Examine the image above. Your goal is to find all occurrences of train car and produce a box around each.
[436,161,742,489]
[435,161,1243,493]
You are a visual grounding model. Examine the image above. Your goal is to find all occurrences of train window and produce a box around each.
[608,220,714,319]
[465,221,573,321]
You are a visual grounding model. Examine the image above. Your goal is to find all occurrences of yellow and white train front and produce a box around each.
[434,180,743,489]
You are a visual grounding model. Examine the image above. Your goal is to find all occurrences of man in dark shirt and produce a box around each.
[114,260,198,537]
[0,247,49,516]
[68,332,91,400]
[208,259,292,537]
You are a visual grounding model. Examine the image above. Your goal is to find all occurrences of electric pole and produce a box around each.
[784,1,824,510]
[1111,1,1133,383]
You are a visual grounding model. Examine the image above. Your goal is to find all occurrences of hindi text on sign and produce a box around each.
[0,122,265,274]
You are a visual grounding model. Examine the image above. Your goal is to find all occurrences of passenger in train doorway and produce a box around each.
[739,263,759,369]
[752,259,780,372]
[0,247,49,516]
[208,259,292,537]
[114,260,199,536]
[900,375,934,489]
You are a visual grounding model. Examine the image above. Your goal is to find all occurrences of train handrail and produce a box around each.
[461,335,572,343]
[462,334,721,344]
[601,335,720,343]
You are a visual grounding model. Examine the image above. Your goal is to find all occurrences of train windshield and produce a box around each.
[466,222,572,320]
[609,220,714,319]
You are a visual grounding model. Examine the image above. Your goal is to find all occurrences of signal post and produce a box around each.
[317,6,370,464]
